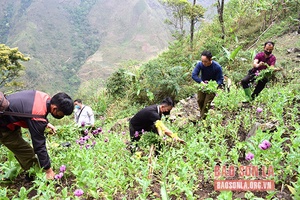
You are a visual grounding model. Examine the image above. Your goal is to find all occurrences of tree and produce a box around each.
[160,0,205,43]
[186,0,205,49]
[217,0,225,39]
[0,44,29,89]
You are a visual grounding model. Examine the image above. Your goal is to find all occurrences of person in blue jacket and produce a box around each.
[192,50,224,119]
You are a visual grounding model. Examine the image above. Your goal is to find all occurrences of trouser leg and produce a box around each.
[201,93,216,119]
[129,123,141,142]
[0,127,37,170]
[252,78,268,99]
[241,73,255,89]
[197,90,206,113]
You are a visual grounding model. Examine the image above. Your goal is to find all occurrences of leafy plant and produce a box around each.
[194,80,218,94]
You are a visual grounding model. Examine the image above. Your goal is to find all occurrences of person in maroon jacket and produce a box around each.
[241,41,281,102]
[0,90,74,180]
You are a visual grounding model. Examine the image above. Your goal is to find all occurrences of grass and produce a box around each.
[1,76,299,199]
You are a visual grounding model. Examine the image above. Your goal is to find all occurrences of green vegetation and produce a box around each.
[0,44,30,90]
[1,0,300,199]
[61,0,101,92]
[0,3,14,43]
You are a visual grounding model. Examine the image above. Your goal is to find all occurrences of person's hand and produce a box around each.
[258,61,265,67]
[47,123,57,135]
[45,168,55,180]
[273,67,283,72]
[171,133,186,144]
[176,137,186,144]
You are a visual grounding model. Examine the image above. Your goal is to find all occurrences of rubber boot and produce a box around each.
[243,88,252,103]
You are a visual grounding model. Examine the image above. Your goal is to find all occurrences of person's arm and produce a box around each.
[253,58,265,68]
[192,62,203,83]
[215,64,224,85]
[164,129,185,144]
[46,123,57,135]
[155,120,185,144]
[27,119,54,179]
[87,107,95,127]
[268,56,281,72]
[74,111,77,123]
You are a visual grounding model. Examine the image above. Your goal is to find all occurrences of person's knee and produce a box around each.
[241,78,249,88]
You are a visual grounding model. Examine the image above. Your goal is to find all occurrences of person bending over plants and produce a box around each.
[0,90,74,181]
[241,41,282,102]
[128,97,185,151]
[192,50,224,119]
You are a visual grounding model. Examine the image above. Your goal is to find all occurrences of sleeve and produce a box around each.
[192,62,202,83]
[216,65,224,85]
[87,107,95,125]
[26,119,51,169]
[270,56,276,66]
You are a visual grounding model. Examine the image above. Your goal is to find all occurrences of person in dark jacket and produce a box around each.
[192,50,224,119]
[129,97,185,144]
[0,90,74,180]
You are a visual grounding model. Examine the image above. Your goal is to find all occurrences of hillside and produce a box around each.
[0,0,172,94]
[0,0,216,95]
[0,0,300,199]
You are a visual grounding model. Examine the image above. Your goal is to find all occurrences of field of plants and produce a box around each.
[0,70,299,199]
[0,0,299,199]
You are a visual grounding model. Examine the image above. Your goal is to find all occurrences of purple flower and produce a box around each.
[84,129,89,135]
[54,172,64,180]
[122,131,126,135]
[245,152,254,161]
[74,189,84,197]
[104,137,109,142]
[84,135,90,140]
[78,140,85,145]
[255,71,260,76]
[92,141,96,146]
[141,129,145,134]
[256,107,263,113]
[54,174,62,180]
[97,127,102,132]
[204,80,208,84]
[134,131,139,138]
[259,143,268,150]
[163,136,167,141]
[60,165,66,173]
[81,121,85,127]
[92,130,98,135]
[262,140,271,149]
[86,144,91,149]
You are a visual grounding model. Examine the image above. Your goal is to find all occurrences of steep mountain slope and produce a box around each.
[0,0,171,94]
[0,0,218,94]
[78,0,171,83]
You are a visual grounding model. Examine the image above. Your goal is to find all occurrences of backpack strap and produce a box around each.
[0,111,45,118]
[76,106,86,123]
